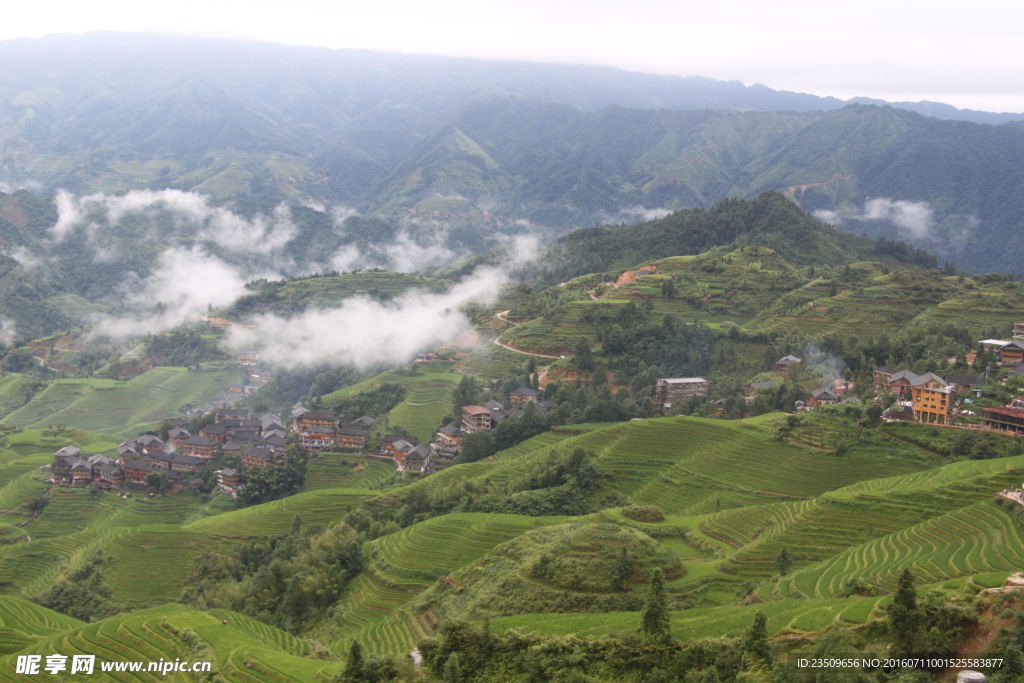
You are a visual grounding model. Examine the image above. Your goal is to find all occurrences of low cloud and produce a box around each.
[5,246,45,270]
[614,205,673,223]
[227,236,538,369]
[89,247,251,339]
[50,189,297,255]
[0,317,17,345]
[814,197,937,240]
[0,179,41,193]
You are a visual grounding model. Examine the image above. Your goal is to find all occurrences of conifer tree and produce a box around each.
[775,546,792,576]
[639,568,671,642]
[742,610,772,666]
[887,568,920,657]
[340,640,364,682]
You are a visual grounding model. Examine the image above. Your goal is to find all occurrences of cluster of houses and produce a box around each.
[290,408,378,451]
[50,409,292,497]
[461,387,554,433]
[871,368,984,425]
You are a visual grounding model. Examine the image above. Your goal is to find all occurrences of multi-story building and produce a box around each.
[654,377,709,412]
[910,373,955,424]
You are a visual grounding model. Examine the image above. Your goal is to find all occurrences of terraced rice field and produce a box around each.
[104,527,228,604]
[303,454,395,491]
[490,596,883,641]
[0,596,83,655]
[1,368,242,438]
[0,603,343,682]
[386,374,460,444]
[184,488,377,537]
[324,513,567,656]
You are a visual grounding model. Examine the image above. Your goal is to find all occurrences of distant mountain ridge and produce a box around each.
[3,34,1024,274]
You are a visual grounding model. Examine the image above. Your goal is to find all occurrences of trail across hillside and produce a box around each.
[492,310,563,359]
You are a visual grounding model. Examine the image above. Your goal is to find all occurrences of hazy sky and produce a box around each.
[5,0,1023,112]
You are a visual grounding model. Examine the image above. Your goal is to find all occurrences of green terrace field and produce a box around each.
[497,248,1024,357]
[322,366,461,444]
[3,410,1024,669]
[0,600,344,682]
[311,513,570,656]
[0,367,242,439]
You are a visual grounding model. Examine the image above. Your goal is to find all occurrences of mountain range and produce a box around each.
[2,33,1024,274]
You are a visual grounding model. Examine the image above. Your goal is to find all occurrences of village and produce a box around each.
[45,318,1024,503]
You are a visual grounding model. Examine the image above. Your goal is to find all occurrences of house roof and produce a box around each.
[484,399,505,411]
[945,374,984,387]
[1003,342,1024,352]
[338,425,369,436]
[54,445,82,458]
[463,405,490,415]
[658,377,708,384]
[302,409,339,421]
[168,428,191,439]
[199,423,227,435]
[813,390,839,400]
[183,436,218,448]
[777,355,802,365]
[351,416,377,428]
[510,387,543,396]
[438,423,460,436]
[123,458,158,472]
[874,365,899,375]
[982,405,1024,419]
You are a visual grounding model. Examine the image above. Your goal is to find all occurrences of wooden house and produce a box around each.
[239,447,283,468]
[434,424,462,450]
[1000,342,1024,366]
[910,373,954,424]
[180,436,219,459]
[336,425,370,450]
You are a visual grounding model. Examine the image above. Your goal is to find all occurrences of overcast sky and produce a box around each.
[5,0,1023,113]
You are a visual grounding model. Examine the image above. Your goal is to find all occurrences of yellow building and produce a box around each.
[910,373,954,424]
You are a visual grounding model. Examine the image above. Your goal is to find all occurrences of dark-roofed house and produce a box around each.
[807,390,839,408]
[1001,342,1024,366]
[336,425,370,450]
[300,425,337,451]
[462,405,492,433]
[123,458,158,484]
[53,445,82,459]
[434,424,462,450]
[239,447,283,468]
[199,423,228,443]
[167,454,206,473]
[295,409,339,432]
[168,427,191,451]
[180,436,219,459]
[136,434,164,454]
[872,365,900,391]
[397,445,430,472]
[983,403,1024,433]
[380,435,418,457]
[350,416,377,430]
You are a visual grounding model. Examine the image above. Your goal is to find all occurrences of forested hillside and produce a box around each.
[3,35,1024,272]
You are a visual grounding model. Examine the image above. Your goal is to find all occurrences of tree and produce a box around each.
[887,568,921,657]
[639,568,671,642]
[775,546,792,576]
[610,547,636,591]
[574,339,594,372]
[742,610,771,668]
[340,640,364,682]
